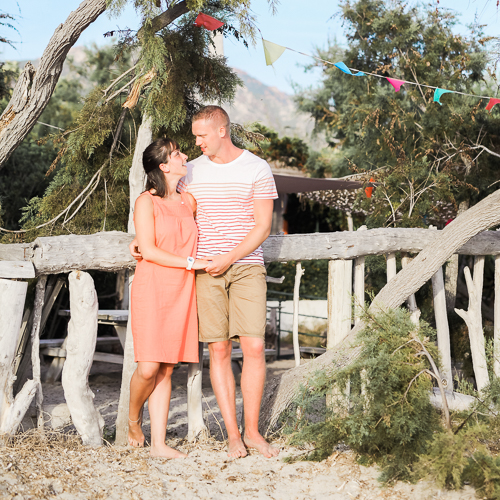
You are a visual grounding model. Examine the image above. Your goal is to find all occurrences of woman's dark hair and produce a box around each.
[142,138,179,198]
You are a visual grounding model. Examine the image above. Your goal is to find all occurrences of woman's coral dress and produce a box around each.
[131,191,199,363]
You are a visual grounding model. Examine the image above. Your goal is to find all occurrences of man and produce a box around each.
[132,105,279,458]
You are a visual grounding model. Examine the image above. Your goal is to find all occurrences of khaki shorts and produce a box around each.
[195,264,267,343]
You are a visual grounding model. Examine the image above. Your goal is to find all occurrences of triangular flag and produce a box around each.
[486,98,500,112]
[262,39,286,66]
[194,12,224,31]
[433,88,453,105]
[387,78,405,92]
[365,178,375,198]
[334,62,365,77]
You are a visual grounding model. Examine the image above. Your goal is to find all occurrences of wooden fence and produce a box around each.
[1,227,499,443]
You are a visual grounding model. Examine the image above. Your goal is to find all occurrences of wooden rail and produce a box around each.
[2,228,500,276]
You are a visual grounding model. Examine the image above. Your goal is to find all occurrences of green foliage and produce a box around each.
[0,70,83,233]
[283,306,500,497]
[285,307,442,483]
[249,124,309,171]
[17,0,247,238]
[296,0,500,228]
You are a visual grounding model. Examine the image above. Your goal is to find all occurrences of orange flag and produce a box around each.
[365,178,375,198]
[486,98,500,112]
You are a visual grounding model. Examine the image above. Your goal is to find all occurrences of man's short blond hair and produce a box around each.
[192,105,230,129]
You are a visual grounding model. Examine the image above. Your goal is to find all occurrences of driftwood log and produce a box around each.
[61,271,104,446]
[455,257,489,391]
[4,228,500,276]
[260,188,500,431]
[0,279,37,438]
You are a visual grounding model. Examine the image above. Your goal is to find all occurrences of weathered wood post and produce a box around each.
[386,252,397,282]
[455,256,489,391]
[495,255,500,378]
[445,201,469,312]
[292,262,305,367]
[354,226,367,325]
[327,260,353,348]
[31,276,48,431]
[115,116,151,445]
[62,271,104,446]
[431,267,453,388]
[429,227,452,388]
[0,277,37,439]
[401,254,420,325]
[187,341,208,441]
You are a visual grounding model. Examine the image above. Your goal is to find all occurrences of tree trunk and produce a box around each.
[260,189,500,432]
[61,271,104,446]
[0,0,107,169]
[115,116,151,446]
[0,279,37,439]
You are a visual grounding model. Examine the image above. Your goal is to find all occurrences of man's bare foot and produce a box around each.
[128,420,145,448]
[243,433,279,458]
[227,436,248,458]
[150,444,187,459]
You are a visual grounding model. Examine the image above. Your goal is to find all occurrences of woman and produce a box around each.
[128,138,207,458]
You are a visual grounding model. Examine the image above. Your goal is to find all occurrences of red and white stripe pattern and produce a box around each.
[178,150,278,265]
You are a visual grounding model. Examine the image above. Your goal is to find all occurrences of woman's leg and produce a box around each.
[149,363,186,458]
[128,361,160,447]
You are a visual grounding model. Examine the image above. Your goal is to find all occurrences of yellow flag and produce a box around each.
[262,39,286,66]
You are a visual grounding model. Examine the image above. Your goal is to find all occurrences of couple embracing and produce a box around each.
[127,105,279,460]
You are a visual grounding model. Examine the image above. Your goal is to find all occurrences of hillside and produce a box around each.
[11,46,319,143]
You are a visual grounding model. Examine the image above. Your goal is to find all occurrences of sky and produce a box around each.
[1,0,499,95]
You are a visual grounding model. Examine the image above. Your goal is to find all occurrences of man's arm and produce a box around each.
[205,198,274,276]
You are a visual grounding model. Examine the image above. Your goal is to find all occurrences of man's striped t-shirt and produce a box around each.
[177,150,278,266]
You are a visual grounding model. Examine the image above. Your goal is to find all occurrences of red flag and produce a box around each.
[365,177,375,198]
[194,12,224,31]
[486,98,500,112]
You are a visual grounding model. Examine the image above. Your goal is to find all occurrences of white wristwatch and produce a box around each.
[186,256,195,270]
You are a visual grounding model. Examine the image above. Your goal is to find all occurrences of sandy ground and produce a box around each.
[1,358,480,499]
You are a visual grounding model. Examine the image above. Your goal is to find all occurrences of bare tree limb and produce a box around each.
[0,0,108,169]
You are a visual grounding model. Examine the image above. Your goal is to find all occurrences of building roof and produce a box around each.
[273,173,363,193]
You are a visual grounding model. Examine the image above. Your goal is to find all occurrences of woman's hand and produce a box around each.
[129,238,142,261]
[192,259,210,270]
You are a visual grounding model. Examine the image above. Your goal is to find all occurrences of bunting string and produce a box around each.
[192,13,500,112]
[261,38,500,111]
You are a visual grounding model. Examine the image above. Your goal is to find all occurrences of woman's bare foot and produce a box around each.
[150,443,187,459]
[128,420,145,447]
[243,433,279,458]
[227,436,247,458]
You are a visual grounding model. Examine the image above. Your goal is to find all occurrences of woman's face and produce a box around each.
[163,149,188,176]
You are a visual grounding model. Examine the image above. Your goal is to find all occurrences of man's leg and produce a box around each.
[208,339,247,458]
[239,337,279,458]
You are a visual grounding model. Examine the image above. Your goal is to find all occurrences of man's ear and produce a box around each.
[219,126,227,138]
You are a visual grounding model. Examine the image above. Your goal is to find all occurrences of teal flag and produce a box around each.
[334,62,365,77]
[433,88,453,105]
